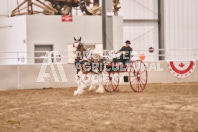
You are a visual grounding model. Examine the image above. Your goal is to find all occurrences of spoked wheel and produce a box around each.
[129,60,148,92]
[103,71,119,92]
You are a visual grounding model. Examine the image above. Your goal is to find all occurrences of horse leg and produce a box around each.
[96,74,105,94]
[74,71,87,96]
[74,80,87,96]
[89,74,98,92]
[74,79,81,96]
[89,81,97,92]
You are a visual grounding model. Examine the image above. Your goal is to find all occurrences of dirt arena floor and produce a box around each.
[0,83,198,132]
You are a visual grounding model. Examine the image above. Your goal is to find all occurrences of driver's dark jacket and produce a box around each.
[118,46,132,60]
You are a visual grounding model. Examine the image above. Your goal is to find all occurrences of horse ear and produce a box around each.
[74,37,76,41]
[79,37,81,41]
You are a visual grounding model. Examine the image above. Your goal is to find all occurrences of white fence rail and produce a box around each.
[0,49,198,65]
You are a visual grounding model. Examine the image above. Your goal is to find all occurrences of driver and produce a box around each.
[113,40,132,65]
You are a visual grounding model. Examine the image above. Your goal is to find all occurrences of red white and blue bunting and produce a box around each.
[168,61,196,78]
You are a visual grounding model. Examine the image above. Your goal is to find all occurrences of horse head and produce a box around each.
[73,37,86,61]
[73,37,81,53]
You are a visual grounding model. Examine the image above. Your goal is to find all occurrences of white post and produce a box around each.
[17,52,20,89]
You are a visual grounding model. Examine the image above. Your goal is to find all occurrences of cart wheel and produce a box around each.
[103,71,119,92]
[129,60,148,92]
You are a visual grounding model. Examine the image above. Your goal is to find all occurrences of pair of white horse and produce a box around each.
[73,37,105,96]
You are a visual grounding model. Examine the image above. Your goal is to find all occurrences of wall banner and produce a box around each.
[168,61,196,78]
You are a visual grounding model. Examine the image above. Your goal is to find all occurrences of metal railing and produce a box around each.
[0,49,197,65]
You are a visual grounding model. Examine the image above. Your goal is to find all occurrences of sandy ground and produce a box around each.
[0,83,198,132]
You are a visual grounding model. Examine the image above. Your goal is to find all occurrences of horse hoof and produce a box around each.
[89,88,93,92]
[74,90,84,96]
[96,89,104,94]
[89,86,96,92]
[74,90,78,96]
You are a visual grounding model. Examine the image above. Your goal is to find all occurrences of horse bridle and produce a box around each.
[73,41,90,63]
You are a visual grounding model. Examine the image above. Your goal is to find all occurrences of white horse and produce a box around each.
[73,37,105,96]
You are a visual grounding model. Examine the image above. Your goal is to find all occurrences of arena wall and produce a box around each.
[0,61,197,91]
[164,0,198,61]
[26,15,123,63]
[0,16,27,64]
[0,65,18,90]
[147,61,197,84]
[0,15,123,64]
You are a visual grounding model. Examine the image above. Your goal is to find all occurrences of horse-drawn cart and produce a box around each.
[72,37,148,95]
[103,60,148,93]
